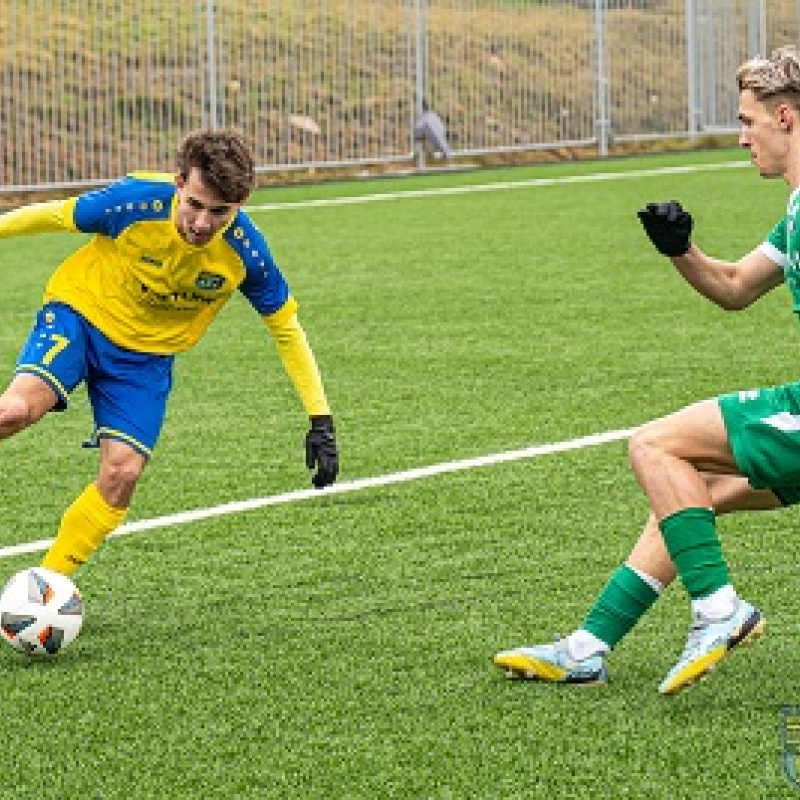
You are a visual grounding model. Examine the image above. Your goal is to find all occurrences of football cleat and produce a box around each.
[493,639,607,685]
[658,599,765,696]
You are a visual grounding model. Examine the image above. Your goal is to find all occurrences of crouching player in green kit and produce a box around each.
[0,130,339,577]
[495,45,800,695]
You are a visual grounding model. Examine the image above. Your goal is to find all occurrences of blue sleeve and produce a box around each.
[227,212,292,315]
[73,176,173,237]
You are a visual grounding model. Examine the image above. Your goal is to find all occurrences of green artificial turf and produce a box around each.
[0,150,798,798]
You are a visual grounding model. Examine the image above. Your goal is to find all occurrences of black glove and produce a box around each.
[637,201,693,257]
[305,415,339,489]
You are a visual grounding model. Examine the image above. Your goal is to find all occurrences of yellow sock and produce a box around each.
[41,483,128,576]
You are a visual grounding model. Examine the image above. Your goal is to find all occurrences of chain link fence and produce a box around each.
[0,0,796,192]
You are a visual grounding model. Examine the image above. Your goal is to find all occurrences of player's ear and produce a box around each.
[174,172,186,189]
[778,103,794,132]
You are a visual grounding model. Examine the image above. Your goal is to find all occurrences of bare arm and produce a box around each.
[637,202,784,310]
[669,244,784,311]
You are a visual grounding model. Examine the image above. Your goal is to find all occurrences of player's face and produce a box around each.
[174,168,242,246]
[738,89,791,179]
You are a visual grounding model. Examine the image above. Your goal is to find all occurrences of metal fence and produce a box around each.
[0,0,797,192]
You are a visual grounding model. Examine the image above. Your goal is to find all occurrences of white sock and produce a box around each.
[691,584,738,621]
[628,564,664,595]
[566,628,610,661]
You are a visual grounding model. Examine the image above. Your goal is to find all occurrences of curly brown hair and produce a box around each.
[177,130,255,203]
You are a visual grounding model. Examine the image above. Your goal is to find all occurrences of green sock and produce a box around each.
[582,564,660,649]
[659,507,729,600]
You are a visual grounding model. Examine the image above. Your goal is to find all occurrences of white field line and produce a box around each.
[0,426,636,560]
[247,160,750,211]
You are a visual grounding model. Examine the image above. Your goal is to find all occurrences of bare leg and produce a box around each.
[625,400,771,693]
[627,398,756,609]
[628,398,741,520]
[0,374,58,439]
[493,406,779,683]
[96,438,146,508]
[627,472,781,587]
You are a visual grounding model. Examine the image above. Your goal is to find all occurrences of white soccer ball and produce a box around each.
[0,567,84,656]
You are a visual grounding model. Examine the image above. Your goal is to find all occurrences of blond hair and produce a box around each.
[737,46,800,108]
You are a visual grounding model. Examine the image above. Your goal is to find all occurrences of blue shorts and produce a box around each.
[15,303,174,458]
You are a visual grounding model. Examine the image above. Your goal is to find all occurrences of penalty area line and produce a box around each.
[0,426,635,561]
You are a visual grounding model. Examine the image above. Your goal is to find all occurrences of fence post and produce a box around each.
[593,0,609,157]
[686,0,699,138]
[747,0,766,57]
[415,0,428,169]
[207,0,218,130]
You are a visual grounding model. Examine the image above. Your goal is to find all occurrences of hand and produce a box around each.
[637,201,693,257]
[305,415,339,489]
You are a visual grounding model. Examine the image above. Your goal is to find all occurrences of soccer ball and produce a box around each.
[0,567,84,656]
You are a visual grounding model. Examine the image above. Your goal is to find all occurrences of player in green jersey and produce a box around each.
[494,45,800,695]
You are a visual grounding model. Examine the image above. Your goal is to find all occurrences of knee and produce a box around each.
[0,377,58,437]
[628,422,667,472]
[97,450,146,506]
[0,392,43,435]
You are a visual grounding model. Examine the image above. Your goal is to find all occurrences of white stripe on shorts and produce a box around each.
[762,412,800,432]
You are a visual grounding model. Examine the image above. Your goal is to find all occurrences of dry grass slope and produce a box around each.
[0,0,798,191]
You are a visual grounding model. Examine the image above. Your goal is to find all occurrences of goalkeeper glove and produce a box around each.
[305,415,339,489]
[637,201,693,257]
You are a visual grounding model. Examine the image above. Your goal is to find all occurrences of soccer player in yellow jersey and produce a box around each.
[0,130,339,576]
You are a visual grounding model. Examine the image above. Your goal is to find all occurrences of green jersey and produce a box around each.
[718,188,800,502]
[762,187,800,315]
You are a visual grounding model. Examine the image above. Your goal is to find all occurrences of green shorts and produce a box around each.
[719,381,800,506]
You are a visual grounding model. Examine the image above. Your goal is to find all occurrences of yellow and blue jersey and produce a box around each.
[39,172,295,354]
[0,173,331,417]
